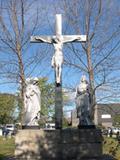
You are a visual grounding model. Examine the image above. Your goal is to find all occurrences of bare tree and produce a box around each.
[58,0,120,119]
[0,0,48,124]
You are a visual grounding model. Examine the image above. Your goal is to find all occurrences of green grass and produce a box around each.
[0,136,15,160]
[103,136,120,160]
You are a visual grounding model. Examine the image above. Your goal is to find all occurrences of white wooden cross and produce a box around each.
[31,14,86,85]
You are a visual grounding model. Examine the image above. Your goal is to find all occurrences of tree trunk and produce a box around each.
[86,41,96,120]
[17,43,25,125]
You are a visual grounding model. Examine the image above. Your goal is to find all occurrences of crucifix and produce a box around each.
[30,14,86,129]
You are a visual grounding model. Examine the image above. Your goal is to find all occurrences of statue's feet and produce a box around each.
[56,76,61,84]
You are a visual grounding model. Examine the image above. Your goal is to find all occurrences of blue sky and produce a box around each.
[0,0,84,93]
[0,0,120,103]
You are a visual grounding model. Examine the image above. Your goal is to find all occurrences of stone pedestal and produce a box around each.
[15,128,102,160]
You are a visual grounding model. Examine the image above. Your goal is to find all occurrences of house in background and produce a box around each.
[94,104,120,128]
[71,104,120,128]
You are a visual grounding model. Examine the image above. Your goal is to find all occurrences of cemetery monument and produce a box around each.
[31,14,86,129]
[15,14,102,160]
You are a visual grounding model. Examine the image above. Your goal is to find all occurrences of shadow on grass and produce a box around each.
[0,154,117,160]
[0,155,15,160]
[101,154,117,160]
[0,154,5,160]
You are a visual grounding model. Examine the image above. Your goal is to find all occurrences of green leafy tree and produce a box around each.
[38,78,68,120]
[0,93,16,124]
[38,77,55,118]
[14,95,23,124]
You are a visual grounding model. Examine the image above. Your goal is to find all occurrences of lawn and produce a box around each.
[0,136,15,160]
[103,136,120,160]
[0,135,120,159]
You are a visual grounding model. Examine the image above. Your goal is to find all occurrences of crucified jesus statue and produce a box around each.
[31,14,86,85]
[31,14,86,129]
[35,35,84,84]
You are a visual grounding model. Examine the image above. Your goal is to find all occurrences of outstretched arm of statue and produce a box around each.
[31,36,52,44]
[63,35,86,43]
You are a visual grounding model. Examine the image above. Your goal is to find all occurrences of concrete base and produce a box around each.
[15,128,102,160]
